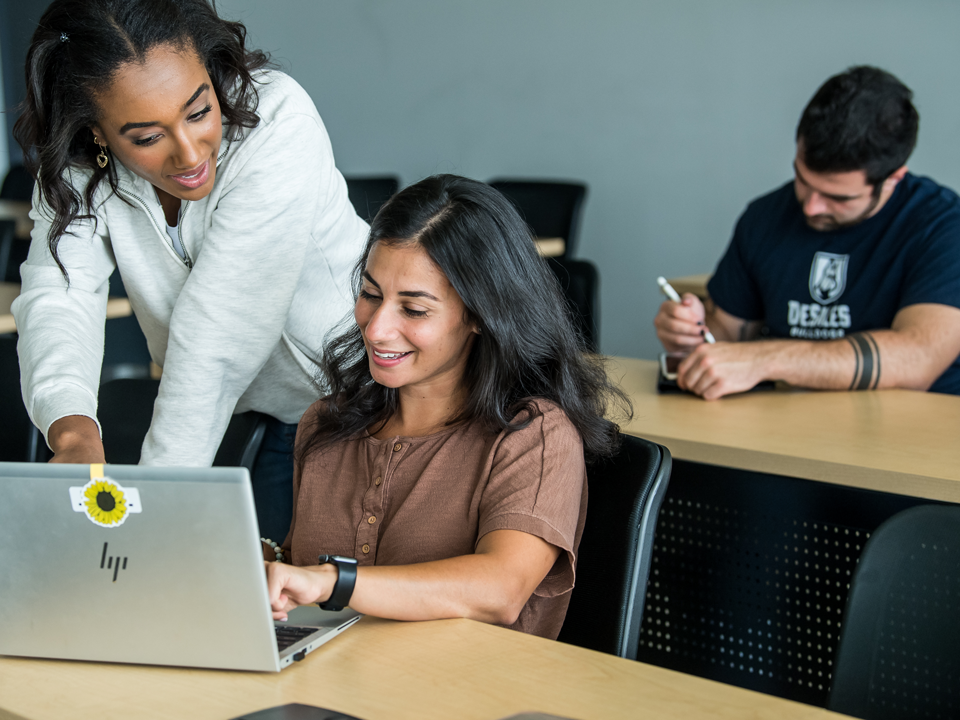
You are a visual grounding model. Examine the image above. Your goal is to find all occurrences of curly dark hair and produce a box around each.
[797,66,919,189]
[12,0,270,276]
[300,174,632,464]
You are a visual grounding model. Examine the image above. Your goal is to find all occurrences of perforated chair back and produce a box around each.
[344,176,400,222]
[488,179,587,258]
[557,434,671,658]
[829,505,960,720]
[97,379,268,472]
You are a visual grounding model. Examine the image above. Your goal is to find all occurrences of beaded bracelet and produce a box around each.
[261,537,284,563]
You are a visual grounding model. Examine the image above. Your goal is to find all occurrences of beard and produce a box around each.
[803,192,881,231]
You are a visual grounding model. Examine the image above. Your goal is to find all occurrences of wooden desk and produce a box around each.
[666,273,711,300]
[0,282,133,334]
[0,615,849,720]
[535,236,565,257]
[610,356,960,503]
[0,199,32,240]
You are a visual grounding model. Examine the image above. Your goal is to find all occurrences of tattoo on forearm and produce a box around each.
[846,332,882,390]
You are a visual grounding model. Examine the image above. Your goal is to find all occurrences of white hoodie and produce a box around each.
[12,71,369,466]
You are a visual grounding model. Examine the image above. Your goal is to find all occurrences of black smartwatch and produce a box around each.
[317,554,358,611]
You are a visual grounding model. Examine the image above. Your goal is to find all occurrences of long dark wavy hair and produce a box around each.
[300,174,631,463]
[12,0,270,276]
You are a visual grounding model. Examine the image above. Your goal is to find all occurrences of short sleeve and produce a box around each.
[477,402,587,598]
[898,203,960,312]
[707,208,766,322]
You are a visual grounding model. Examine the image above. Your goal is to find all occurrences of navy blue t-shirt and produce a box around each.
[707,174,960,395]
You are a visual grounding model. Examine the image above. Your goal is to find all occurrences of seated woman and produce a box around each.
[264,175,630,639]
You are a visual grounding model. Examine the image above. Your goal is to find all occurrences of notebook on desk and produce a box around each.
[0,462,360,672]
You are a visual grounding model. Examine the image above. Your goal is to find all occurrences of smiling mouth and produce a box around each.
[169,160,210,190]
[373,350,412,359]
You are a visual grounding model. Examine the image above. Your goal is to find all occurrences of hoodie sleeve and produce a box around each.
[12,180,115,443]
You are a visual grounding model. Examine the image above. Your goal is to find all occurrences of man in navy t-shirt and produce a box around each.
[654,66,960,398]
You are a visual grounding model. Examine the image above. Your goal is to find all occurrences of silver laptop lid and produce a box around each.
[0,462,283,672]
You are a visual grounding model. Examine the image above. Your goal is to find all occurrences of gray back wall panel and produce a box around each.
[206,1,960,359]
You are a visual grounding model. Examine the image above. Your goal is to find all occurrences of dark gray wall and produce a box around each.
[218,0,960,360]
[0,0,50,170]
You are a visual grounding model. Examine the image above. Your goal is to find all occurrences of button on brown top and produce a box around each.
[393,442,402,452]
[361,544,370,554]
[287,399,587,640]
[375,476,382,486]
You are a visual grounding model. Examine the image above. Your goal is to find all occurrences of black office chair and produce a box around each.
[547,257,600,352]
[828,505,960,720]
[0,165,34,200]
[100,270,153,383]
[1,165,35,283]
[36,378,269,470]
[344,175,400,222]
[0,334,38,463]
[557,434,672,659]
[488,179,587,258]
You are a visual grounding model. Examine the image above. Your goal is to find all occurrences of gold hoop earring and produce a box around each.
[94,136,109,169]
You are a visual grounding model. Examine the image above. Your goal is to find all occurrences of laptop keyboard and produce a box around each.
[275,625,316,652]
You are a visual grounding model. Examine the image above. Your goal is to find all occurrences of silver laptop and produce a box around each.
[0,462,361,672]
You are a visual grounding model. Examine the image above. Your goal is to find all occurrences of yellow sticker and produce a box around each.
[69,475,142,528]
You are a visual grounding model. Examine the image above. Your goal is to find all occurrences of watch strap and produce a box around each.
[317,555,358,611]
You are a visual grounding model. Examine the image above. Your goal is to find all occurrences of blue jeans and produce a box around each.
[251,416,299,543]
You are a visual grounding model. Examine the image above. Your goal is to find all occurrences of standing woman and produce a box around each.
[12,0,368,539]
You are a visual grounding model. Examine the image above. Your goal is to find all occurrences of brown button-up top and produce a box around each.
[285,400,587,639]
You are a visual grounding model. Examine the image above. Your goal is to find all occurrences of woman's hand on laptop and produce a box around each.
[265,562,337,620]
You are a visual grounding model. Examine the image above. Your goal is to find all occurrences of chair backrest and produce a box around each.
[97,379,267,472]
[1,165,36,283]
[0,165,34,201]
[488,179,587,258]
[557,434,672,658]
[829,504,960,720]
[344,175,400,223]
[0,335,36,463]
[546,257,600,352]
[99,270,153,384]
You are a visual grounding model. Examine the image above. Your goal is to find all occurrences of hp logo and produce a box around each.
[99,542,128,582]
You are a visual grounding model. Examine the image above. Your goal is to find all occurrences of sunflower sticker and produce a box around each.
[69,465,142,528]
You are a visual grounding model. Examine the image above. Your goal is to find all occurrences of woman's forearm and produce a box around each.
[48,415,104,464]
[268,530,561,626]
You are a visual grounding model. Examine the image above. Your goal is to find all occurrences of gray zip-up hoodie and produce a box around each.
[13,71,368,466]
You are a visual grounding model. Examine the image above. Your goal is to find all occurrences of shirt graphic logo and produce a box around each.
[808,252,849,304]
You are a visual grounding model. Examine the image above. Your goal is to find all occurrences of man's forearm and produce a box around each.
[756,335,865,390]
[759,328,940,391]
